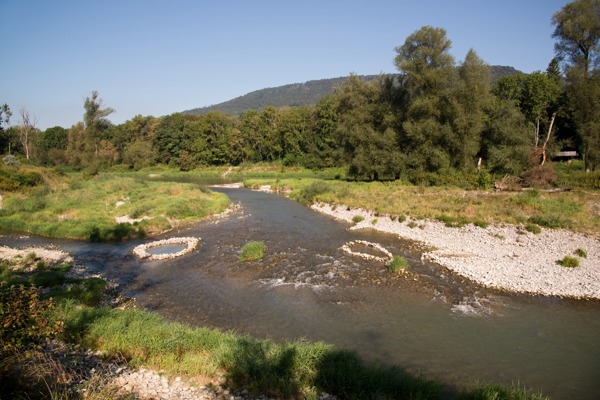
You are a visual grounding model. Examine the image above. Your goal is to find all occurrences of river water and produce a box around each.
[2,186,599,399]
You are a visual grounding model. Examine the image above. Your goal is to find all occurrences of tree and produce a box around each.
[18,107,38,160]
[0,103,11,131]
[38,126,68,165]
[552,0,600,169]
[83,91,114,159]
[394,26,458,172]
[453,49,493,170]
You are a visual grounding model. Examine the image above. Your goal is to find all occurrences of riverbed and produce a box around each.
[2,186,599,399]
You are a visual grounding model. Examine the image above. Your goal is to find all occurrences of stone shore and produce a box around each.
[311,202,600,299]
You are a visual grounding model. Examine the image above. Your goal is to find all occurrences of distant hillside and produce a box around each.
[183,66,521,116]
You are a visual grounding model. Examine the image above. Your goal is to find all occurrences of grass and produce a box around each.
[0,169,230,241]
[525,223,542,234]
[352,215,365,224]
[239,241,267,262]
[241,177,599,235]
[388,256,409,273]
[575,248,588,258]
[559,255,580,268]
[0,255,550,400]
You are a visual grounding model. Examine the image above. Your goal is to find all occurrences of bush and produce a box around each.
[2,154,20,167]
[521,164,557,188]
[559,255,579,268]
[0,284,63,352]
[387,256,409,273]
[296,181,331,205]
[239,241,267,261]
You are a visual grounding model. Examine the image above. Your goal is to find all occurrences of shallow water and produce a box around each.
[3,186,599,399]
[145,244,188,256]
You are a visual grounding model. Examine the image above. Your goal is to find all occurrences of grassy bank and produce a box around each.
[0,168,230,240]
[243,178,600,235]
[0,255,548,400]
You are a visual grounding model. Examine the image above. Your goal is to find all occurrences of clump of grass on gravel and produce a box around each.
[559,255,580,268]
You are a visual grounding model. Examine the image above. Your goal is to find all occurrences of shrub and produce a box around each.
[574,248,588,258]
[525,223,542,234]
[0,284,63,352]
[239,241,267,262]
[559,255,579,268]
[352,215,365,224]
[397,214,407,223]
[436,214,466,228]
[521,164,557,188]
[473,220,488,229]
[2,154,20,167]
[387,256,409,273]
[296,181,331,205]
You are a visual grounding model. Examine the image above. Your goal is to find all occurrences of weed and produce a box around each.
[239,241,267,262]
[525,223,542,234]
[352,215,365,224]
[371,218,378,225]
[473,220,488,229]
[408,221,418,229]
[574,248,588,258]
[559,255,579,268]
[437,214,466,228]
[387,256,409,273]
[397,214,407,223]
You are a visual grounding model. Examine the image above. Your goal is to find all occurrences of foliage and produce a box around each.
[2,154,19,167]
[559,255,580,268]
[0,166,43,190]
[387,256,409,273]
[239,241,267,262]
[0,284,62,352]
[294,180,332,204]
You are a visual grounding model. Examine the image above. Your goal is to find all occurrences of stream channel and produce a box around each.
[2,185,599,399]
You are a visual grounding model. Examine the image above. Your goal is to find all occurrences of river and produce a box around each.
[2,186,599,399]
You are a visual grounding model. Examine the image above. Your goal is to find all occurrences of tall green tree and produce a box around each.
[453,49,493,170]
[335,75,400,180]
[552,0,600,169]
[83,91,114,160]
[395,26,458,172]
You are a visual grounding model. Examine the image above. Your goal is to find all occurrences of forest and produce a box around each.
[1,0,599,186]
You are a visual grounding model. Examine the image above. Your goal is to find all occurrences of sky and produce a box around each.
[1,0,571,130]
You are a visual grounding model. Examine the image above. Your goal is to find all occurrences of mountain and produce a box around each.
[183,66,521,116]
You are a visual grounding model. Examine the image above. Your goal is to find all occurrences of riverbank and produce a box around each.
[311,202,600,299]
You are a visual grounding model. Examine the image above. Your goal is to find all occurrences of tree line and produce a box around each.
[2,0,599,182]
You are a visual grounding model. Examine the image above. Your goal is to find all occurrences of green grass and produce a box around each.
[0,171,230,241]
[575,248,588,258]
[525,223,542,234]
[240,177,599,235]
[559,255,580,268]
[388,256,409,273]
[352,215,365,224]
[239,241,267,262]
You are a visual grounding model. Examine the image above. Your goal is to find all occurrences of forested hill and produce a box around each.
[183,66,521,116]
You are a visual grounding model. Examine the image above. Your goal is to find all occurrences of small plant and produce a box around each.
[473,220,488,229]
[525,223,542,234]
[239,241,267,262]
[352,215,365,224]
[574,248,588,258]
[436,214,466,228]
[559,255,579,268]
[408,221,418,229]
[371,218,378,225]
[397,214,407,223]
[387,256,409,273]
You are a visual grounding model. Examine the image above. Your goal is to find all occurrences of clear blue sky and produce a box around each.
[1,0,570,130]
